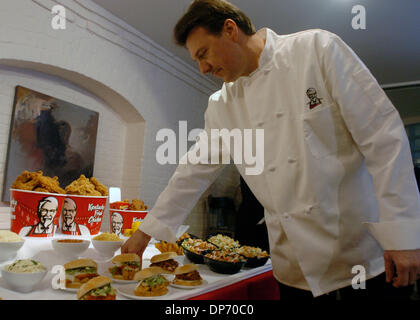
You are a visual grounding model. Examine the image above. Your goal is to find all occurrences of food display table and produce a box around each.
[189,270,280,300]
[0,236,278,300]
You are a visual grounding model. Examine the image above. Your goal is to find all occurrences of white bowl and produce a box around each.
[92,239,124,258]
[1,268,48,293]
[0,240,25,262]
[51,239,90,258]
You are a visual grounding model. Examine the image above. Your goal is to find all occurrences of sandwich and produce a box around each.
[173,264,203,286]
[64,258,99,288]
[108,253,142,280]
[149,252,178,273]
[77,276,116,300]
[133,267,169,297]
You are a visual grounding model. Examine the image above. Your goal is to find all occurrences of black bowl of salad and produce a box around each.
[235,246,270,268]
[206,233,240,251]
[176,233,199,246]
[203,250,246,274]
[180,238,218,264]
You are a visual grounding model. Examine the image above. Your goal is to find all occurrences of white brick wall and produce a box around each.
[0,0,238,235]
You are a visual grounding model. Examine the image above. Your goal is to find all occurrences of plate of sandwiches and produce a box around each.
[105,253,142,283]
[116,267,172,300]
[169,264,208,289]
[62,258,100,291]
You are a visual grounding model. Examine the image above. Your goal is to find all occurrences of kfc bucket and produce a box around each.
[109,209,148,238]
[60,195,108,236]
[10,189,66,237]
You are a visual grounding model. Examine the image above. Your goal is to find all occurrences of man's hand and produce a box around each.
[121,229,151,258]
[384,249,420,287]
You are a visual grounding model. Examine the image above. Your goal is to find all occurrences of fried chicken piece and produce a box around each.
[90,177,108,196]
[12,171,65,194]
[12,171,41,190]
[12,180,38,191]
[12,170,33,185]
[122,198,148,211]
[129,198,147,210]
[37,175,65,194]
[65,175,101,196]
[65,175,108,196]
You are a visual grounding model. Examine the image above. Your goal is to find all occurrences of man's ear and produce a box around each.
[223,19,238,42]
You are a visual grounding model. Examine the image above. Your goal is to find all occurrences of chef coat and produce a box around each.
[140,28,420,296]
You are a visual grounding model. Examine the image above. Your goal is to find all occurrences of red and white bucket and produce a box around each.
[60,194,108,236]
[109,209,147,237]
[10,189,66,237]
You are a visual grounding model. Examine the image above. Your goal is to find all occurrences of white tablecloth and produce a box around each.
[0,235,272,300]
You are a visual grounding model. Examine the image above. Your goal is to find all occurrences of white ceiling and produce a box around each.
[90,0,420,86]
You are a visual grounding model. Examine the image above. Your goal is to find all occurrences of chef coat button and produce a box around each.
[257,121,264,127]
[283,213,289,219]
[288,157,296,163]
[268,167,276,172]
[275,112,283,118]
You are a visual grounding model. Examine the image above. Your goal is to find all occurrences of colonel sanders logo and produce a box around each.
[19,196,58,237]
[306,88,323,109]
[61,198,90,235]
[110,211,124,237]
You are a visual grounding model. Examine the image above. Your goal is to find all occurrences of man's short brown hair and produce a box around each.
[174,0,256,47]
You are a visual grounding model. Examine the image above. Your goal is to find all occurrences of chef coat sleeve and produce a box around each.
[138,112,225,243]
[321,32,420,250]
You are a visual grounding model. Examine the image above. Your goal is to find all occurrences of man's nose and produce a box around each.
[199,61,212,75]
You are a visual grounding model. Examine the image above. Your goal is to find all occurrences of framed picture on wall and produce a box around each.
[2,86,99,202]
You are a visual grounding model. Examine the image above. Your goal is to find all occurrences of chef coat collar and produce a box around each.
[225,28,276,86]
[249,27,276,76]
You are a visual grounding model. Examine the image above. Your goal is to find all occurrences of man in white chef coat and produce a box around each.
[122,0,420,299]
